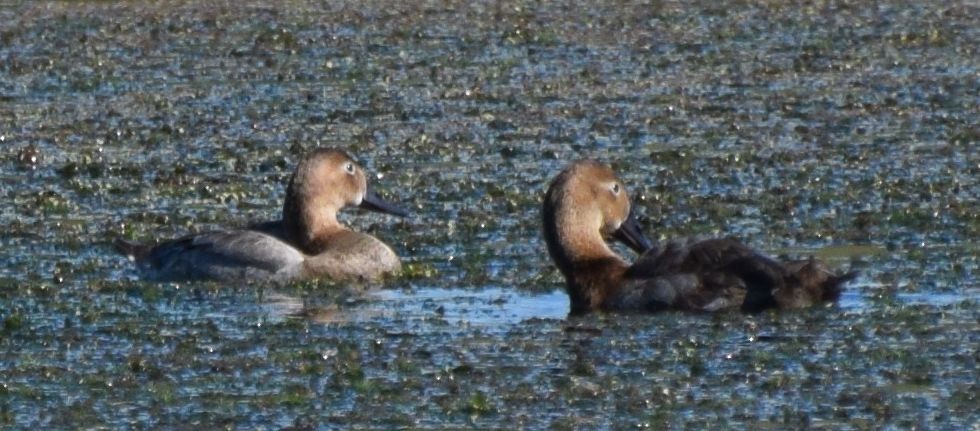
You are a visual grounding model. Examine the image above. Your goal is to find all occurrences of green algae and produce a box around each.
[0,0,978,429]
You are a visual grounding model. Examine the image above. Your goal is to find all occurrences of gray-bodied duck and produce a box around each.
[542,159,855,314]
[116,148,409,283]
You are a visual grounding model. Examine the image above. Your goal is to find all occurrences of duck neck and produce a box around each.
[282,194,345,255]
[544,204,629,313]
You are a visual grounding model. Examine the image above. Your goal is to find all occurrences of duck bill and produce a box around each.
[612,209,653,253]
[359,186,410,217]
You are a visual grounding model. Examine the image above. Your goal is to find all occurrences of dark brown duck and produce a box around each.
[542,159,856,314]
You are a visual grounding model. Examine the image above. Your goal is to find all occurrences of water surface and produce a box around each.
[1,0,977,429]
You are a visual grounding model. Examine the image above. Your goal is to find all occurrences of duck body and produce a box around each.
[121,227,400,283]
[618,237,851,313]
[542,160,855,314]
[116,148,407,283]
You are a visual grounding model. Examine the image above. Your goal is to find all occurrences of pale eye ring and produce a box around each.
[344,162,355,174]
[611,183,620,194]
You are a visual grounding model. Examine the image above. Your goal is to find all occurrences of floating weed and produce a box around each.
[0,1,976,429]
[460,390,495,415]
[351,376,379,394]
[271,383,314,407]
[31,190,73,215]
[400,261,438,279]
[2,312,27,333]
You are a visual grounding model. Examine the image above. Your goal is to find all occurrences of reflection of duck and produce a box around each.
[115,148,409,283]
[542,160,856,314]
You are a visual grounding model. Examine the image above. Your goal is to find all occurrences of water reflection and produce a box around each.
[264,287,570,326]
[264,281,975,327]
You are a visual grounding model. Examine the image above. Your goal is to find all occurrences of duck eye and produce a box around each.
[344,162,355,174]
[611,183,620,194]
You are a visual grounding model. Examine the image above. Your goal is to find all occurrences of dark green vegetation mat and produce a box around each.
[1,0,976,429]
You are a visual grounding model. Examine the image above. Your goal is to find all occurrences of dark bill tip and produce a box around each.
[612,208,653,253]
[360,187,411,218]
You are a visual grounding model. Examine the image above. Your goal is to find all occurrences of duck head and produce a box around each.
[283,148,408,253]
[542,160,652,273]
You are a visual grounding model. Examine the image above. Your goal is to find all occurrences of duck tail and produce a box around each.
[741,257,858,312]
[820,269,859,302]
[113,238,150,261]
[792,257,858,303]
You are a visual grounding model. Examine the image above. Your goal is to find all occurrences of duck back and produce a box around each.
[125,230,306,283]
[620,237,855,313]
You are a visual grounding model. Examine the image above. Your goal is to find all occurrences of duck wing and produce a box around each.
[626,237,764,277]
[621,237,853,312]
[137,230,305,282]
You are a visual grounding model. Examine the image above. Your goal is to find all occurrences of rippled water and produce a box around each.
[1,0,978,429]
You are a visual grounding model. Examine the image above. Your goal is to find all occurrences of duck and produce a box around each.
[115,148,409,283]
[542,159,856,314]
